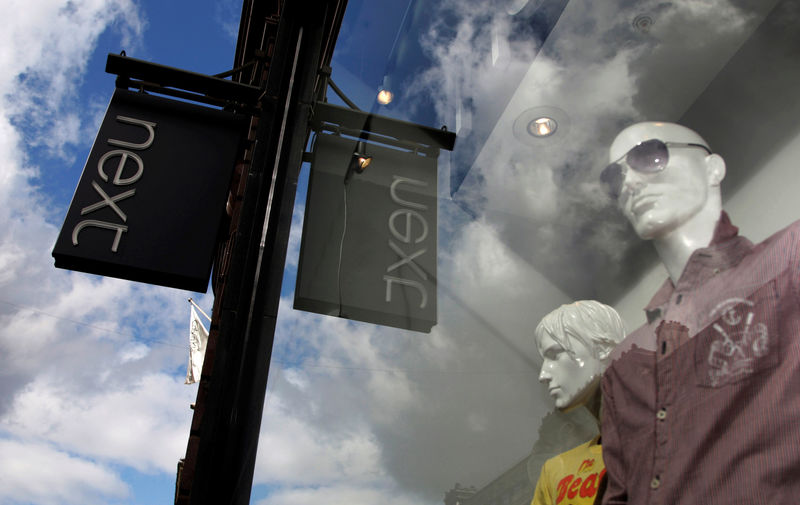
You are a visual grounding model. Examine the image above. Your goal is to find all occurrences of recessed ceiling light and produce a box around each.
[527,117,557,137]
[513,106,570,146]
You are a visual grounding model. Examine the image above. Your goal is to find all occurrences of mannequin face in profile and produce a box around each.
[605,122,724,240]
[536,331,604,412]
[534,301,624,414]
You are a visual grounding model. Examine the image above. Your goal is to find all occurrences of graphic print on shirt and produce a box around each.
[576,458,595,474]
[695,280,780,387]
[555,464,605,504]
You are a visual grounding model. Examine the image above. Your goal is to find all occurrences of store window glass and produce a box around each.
[251,0,800,504]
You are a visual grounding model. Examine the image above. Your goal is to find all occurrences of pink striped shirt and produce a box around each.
[601,213,800,504]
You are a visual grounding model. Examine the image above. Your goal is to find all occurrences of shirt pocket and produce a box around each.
[693,279,782,388]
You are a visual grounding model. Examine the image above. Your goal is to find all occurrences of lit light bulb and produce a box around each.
[527,117,557,138]
[536,120,551,136]
[377,89,394,105]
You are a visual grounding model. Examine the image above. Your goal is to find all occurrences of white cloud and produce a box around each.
[0,438,129,505]
[118,341,151,363]
[255,388,384,486]
[3,373,194,473]
[1,0,145,156]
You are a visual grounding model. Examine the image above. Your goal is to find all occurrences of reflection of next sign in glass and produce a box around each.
[295,133,438,333]
[53,89,245,292]
[385,175,431,310]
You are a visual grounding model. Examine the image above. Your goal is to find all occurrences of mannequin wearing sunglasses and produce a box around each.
[598,121,800,505]
[603,121,726,284]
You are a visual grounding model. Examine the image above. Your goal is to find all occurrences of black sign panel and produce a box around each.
[295,133,437,332]
[53,89,245,292]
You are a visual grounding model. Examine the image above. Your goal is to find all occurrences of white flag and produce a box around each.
[185,306,209,384]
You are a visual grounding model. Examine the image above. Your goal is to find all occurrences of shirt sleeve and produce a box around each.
[600,373,627,505]
[531,461,553,505]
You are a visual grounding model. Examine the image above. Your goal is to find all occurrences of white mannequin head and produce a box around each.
[534,301,625,412]
[604,121,726,240]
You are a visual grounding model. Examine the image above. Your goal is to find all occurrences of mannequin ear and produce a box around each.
[705,153,726,186]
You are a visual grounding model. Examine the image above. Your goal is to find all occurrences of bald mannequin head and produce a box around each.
[606,122,726,241]
[609,122,709,160]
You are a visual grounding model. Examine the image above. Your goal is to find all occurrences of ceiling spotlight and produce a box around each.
[513,106,569,146]
[527,117,557,138]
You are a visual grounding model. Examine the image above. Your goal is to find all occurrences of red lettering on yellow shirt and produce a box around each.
[556,475,572,504]
[579,473,597,497]
[568,476,583,499]
[556,470,605,504]
[577,459,595,473]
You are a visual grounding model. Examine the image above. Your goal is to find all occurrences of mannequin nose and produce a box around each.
[620,168,646,198]
[538,366,551,384]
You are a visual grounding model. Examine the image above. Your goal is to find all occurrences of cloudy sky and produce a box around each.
[0,0,785,504]
[0,1,239,503]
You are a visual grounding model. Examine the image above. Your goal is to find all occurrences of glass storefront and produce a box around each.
[251,1,800,503]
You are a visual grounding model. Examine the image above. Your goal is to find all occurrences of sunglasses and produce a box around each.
[601,139,712,199]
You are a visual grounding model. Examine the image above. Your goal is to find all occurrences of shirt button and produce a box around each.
[713,268,720,274]
[651,477,661,489]
[657,408,667,420]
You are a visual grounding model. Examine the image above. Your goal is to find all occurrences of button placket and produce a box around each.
[653,323,679,499]
[655,359,671,448]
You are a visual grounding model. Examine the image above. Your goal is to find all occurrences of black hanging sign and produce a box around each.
[52,89,245,292]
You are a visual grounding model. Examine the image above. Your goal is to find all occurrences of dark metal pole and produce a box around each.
[188,1,346,503]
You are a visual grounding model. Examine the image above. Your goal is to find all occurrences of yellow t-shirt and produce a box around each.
[531,436,604,505]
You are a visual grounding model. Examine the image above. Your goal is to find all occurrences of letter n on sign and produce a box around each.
[294,133,437,332]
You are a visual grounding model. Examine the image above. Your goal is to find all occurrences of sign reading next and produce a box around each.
[53,89,245,292]
[294,133,438,333]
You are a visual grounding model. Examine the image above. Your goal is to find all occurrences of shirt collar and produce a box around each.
[709,211,740,245]
[644,211,754,311]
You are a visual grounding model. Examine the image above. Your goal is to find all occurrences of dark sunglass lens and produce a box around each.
[627,139,668,173]
[600,163,623,199]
